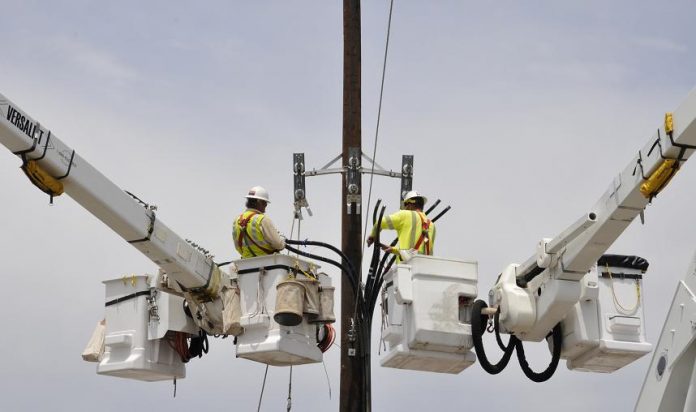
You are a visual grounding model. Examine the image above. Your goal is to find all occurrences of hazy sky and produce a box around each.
[2,1,696,411]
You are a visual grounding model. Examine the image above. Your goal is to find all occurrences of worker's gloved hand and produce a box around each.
[366,236,374,247]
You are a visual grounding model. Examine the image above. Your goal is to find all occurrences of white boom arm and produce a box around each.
[492,89,696,341]
[635,251,696,412]
[0,93,226,331]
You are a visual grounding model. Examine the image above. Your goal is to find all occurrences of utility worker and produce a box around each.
[233,186,286,258]
[367,190,435,261]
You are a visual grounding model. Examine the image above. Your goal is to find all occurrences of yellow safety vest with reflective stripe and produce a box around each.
[372,210,436,259]
[233,210,277,258]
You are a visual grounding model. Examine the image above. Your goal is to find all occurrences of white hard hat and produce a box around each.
[245,186,271,203]
[403,190,427,205]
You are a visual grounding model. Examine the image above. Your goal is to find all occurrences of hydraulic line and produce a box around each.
[514,323,563,383]
[471,300,516,375]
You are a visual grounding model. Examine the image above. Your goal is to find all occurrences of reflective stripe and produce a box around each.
[408,211,418,248]
[251,215,273,249]
[248,215,273,250]
[385,216,395,230]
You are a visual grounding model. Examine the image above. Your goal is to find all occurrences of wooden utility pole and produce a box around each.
[341,0,367,411]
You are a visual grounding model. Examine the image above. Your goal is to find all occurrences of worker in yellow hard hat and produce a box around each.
[367,190,435,262]
[233,186,286,258]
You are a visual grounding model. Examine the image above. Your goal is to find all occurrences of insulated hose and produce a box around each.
[514,322,563,383]
[471,300,517,375]
[471,299,563,382]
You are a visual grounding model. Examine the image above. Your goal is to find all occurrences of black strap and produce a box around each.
[182,262,219,302]
[12,133,38,156]
[34,131,51,161]
[242,219,276,255]
[237,264,298,275]
[55,149,75,180]
[600,271,643,280]
[127,211,156,244]
[105,290,151,307]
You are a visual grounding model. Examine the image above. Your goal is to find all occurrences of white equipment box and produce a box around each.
[235,254,332,366]
[97,275,197,381]
[380,255,478,374]
[561,255,652,372]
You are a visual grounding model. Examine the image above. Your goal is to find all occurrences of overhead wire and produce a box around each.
[287,365,293,411]
[355,3,395,407]
[257,365,269,412]
[360,0,395,276]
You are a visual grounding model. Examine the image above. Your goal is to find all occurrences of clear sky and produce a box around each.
[1,1,696,411]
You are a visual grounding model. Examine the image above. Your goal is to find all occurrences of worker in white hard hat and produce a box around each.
[367,190,436,262]
[233,186,286,258]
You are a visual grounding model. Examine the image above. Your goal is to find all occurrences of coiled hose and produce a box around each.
[471,300,516,374]
[471,299,563,382]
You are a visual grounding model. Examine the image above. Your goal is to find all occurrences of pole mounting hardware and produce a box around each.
[293,153,312,219]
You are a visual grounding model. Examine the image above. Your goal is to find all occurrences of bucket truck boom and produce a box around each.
[0,92,336,382]
[0,92,228,334]
[487,89,696,343]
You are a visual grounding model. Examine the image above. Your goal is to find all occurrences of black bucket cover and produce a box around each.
[597,254,649,272]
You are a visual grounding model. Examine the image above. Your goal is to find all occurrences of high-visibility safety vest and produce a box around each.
[233,210,278,258]
[374,210,436,260]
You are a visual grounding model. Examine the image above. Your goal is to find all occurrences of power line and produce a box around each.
[359,0,395,299]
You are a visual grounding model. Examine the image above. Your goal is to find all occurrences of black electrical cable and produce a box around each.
[363,204,385,323]
[372,199,382,226]
[365,205,387,298]
[471,300,517,375]
[514,323,563,383]
[284,244,359,294]
[431,205,451,223]
[424,198,441,215]
[284,239,359,283]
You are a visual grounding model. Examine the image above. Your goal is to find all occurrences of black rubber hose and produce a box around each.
[494,311,514,352]
[471,300,517,375]
[285,239,358,282]
[514,323,563,383]
[284,244,358,293]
